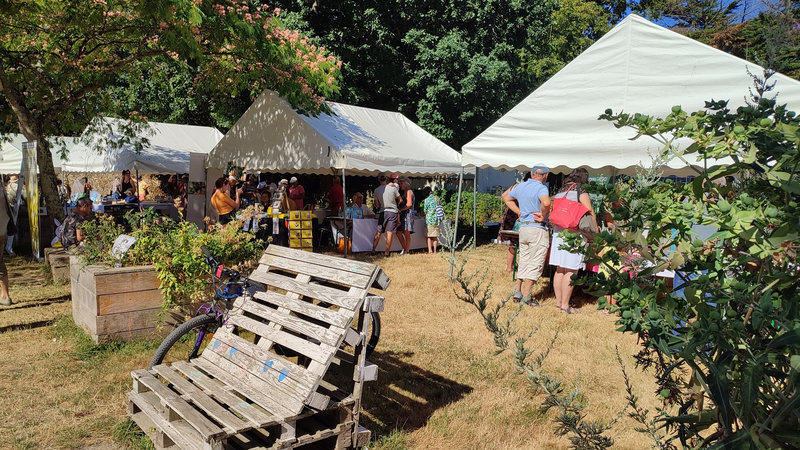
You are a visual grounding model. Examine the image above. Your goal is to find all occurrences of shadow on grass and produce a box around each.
[361,350,473,438]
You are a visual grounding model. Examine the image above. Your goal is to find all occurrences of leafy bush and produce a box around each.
[572,73,800,448]
[80,208,264,312]
[436,189,505,226]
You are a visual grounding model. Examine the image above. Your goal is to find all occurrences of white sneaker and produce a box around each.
[399,250,405,255]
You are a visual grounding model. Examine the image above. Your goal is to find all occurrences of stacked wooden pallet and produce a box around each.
[128,245,389,449]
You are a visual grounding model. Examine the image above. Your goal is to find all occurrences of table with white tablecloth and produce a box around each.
[350,217,428,252]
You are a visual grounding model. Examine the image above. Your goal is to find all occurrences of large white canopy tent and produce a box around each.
[207,90,466,176]
[461,13,800,175]
[62,117,224,174]
[455,13,800,252]
[208,89,470,256]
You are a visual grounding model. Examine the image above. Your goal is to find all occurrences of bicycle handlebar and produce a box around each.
[200,246,241,281]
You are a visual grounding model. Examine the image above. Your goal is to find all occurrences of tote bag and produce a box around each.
[549,183,589,230]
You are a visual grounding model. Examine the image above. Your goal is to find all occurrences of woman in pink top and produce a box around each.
[288,176,305,209]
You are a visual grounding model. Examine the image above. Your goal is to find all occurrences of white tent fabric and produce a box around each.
[207,90,467,176]
[462,14,800,174]
[62,118,223,174]
[0,133,78,174]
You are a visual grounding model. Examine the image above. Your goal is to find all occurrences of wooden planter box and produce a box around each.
[70,256,171,343]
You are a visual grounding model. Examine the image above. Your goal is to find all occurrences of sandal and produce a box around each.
[564,307,578,314]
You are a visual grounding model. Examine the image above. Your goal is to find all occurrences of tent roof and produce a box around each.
[207,90,467,176]
[62,118,223,174]
[0,133,80,174]
[462,14,800,174]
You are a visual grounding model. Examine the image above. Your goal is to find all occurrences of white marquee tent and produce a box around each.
[207,90,467,176]
[462,14,800,175]
[62,118,224,174]
[0,133,79,174]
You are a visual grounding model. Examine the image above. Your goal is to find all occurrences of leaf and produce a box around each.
[740,361,763,423]
[767,330,800,349]
[791,355,800,372]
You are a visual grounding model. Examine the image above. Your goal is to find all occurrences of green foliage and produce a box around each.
[445,238,618,448]
[636,0,741,30]
[436,189,505,227]
[80,209,263,311]
[271,0,615,148]
[575,72,800,448]
[80,214,126,267]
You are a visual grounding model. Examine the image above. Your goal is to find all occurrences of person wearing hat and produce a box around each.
[502,164,551,306]
[288,176,305,210]
[375,173,402,256]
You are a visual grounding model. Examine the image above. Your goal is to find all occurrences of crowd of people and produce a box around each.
[501,165,595,313]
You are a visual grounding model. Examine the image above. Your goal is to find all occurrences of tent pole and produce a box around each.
[450,168,464,279]
[135,168,143,212]
[341,168,347,258]
[472,167,477,249]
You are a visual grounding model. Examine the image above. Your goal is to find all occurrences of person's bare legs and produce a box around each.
[552,269,565,308]
[506,245,515,272]
[432,237,438,253]
[555,267,578,311]
[384,231,394,256]
[402,230,411,253]
[0,236,10,305]
[427,237,434,253]
[396,230,407,253]
[372,231,382,253]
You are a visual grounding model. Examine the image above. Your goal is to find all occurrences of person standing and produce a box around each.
[502,164,551,306]
[397,177,415,255]
[371,175,388,253]
[288,176,305,210]
[549,168,595,314]
[0,180,14,306]
[422,189,442,254]
[378,174,402,256]
[211,177,242,225]
[328,176,344,214]
[137,175,148,201]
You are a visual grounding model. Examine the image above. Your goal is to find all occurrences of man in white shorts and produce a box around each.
[502,164,551,306]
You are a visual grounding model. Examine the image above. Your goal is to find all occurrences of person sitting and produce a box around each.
[62,195,94,248]
[123,189,138,203]
[120,170,136,196]
[347,192,375,219]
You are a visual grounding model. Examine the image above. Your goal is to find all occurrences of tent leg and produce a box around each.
[450,169,464,279]
[341,168,347,258]
[472,167,477,249]
[135,169,143,212]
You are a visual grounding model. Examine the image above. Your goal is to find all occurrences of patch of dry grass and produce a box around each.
[0,244,660,449]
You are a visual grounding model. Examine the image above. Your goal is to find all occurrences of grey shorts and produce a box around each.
[381,211,399,233]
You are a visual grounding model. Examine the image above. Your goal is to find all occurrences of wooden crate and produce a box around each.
[44,247,71,283]
[70,256,170,343]
[128,246,390,449]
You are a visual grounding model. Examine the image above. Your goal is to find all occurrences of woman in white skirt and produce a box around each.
[549,168,595,314]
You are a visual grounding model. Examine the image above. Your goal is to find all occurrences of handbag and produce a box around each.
[578,213,597,241]
[434,204,445,221]
[549,183,589,230]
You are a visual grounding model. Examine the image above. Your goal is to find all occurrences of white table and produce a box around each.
[350,217,428,252]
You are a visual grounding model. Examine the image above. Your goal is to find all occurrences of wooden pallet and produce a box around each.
[128,245,389,449]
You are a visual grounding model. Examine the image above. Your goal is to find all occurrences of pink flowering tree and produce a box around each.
[0,0,340,220]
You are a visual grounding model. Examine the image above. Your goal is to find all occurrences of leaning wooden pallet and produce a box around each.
[128,245,389,449]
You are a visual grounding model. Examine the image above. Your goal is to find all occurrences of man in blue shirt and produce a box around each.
[502,164,551,306]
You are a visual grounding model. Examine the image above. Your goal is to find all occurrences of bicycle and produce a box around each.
[149,246,381,369]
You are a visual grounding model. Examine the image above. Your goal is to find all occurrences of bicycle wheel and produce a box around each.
[365,311,380,359]
[149,314,218,369]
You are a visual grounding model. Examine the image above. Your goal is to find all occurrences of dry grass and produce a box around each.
[0,244,660,449]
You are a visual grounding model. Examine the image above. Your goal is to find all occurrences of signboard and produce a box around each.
[22,141,41,259]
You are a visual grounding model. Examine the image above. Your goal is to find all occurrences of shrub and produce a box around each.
[436,189,505,226]
[571,72,800,448]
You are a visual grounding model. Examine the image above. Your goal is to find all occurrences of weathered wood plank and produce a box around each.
[97,289,162,315]
[226,312,334,365]
[251,291,351,329]
[236,297,341,347]
[264,245,377,276]
[249,270,363,311]
[171,360,275,428]
[94,307,161,336]
[127,391,204,450]
[131,369,225,440]
[192,357,297,419]
[209,331,318,389]
[258,254,372,289]
[152,365,250,433]
[92,265,160,296]
[372,268,390,290]
[199,339,309,415]
[70,282,98,336]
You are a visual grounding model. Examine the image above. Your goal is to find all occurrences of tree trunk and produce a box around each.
[0,67,65,221]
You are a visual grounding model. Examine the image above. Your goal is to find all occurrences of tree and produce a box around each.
[0,0,340,220]
[271,0,612,149]
[573,73,800,447]
[637,0,742,29]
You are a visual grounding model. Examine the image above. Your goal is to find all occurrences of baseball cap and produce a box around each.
[532,164,549,174]
[389,173,399,180]
[289,176,298,183]
[279,178,289,185]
